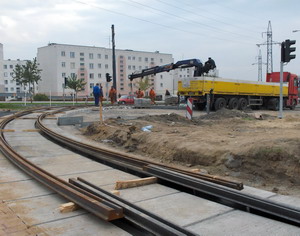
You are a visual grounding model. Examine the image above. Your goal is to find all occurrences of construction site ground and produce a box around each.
[78,105,300,198]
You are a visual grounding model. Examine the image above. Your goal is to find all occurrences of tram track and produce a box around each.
[0,106,300,235]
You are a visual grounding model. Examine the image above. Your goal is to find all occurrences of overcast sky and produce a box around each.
[1,0,299,81]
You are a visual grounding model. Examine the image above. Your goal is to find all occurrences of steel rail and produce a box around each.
[69,177,197,236]
[36,109,243,190]
[36,108,300,226]
[144,165,300,226]
[0,107,123,221]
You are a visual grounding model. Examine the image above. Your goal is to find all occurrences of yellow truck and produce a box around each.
[178,72,298,110]
[128,59,299,111]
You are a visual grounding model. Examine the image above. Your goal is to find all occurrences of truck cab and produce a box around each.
[266,72,299,109]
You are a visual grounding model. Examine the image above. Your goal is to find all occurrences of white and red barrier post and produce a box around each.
[186,98,193,120]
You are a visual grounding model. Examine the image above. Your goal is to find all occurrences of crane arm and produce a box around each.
[128,59,204,81]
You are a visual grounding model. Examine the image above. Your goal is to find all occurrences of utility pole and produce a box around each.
[252,48,265,81]
[111,25,117,91]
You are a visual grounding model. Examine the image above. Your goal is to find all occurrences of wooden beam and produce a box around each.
[115,177,157,190]
[59,202,80,213]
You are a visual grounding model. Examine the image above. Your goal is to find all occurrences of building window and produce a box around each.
[71,73,75,77]
[62,73,66,78]
[120,88,124,90]
[89,53,93,59]
[138,57,142,62]
[4,65,7,69]
[105,55,108,59]
[89,63,94,69]
[160,83,163,87]
[70,62,75,69]
[145,57,148,62]
[120,60,123,64]
[62,62,66,67]
[160,75,163,79]
[120,55,123,59]
[89,73,94,79]
[4,80,8,84]
[128,56,131,60]
[80,68,84,71]
[151,58,154,62]
[10,72,13,76]
[160,58,163,63]
[97,54,101,59]
[132,65,136,70]
[4,72,8,77]
[5,88,8,92]
[80,63,84,66]
[80,73,85,76]
[80,52,84,56]
[70,52,75,58]
[98,73,101,78]
[90,83,94,88]
[105,64,108,69]
[98,63,101,69]
[80,58,84,61]
[61,51,65,57]
[10,65,13,69]
[132,56,135,60]
[128,65,131,70]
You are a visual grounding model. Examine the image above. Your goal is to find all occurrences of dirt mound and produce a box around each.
[140,113,191,123]
[199,108,251,120]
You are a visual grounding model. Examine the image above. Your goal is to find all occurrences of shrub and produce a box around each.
[33,93,49,101]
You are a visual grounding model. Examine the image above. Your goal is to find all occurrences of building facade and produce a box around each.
[0,43,4,93]
[37,43,175,99]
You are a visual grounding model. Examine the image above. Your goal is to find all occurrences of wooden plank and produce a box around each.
[59,202,80,213]
[0,129,15,132]
[22,129,40,132]
[110,190,120,196]
[115,177,157,190]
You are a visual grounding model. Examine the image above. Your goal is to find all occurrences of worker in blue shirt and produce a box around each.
[93,83,101,106]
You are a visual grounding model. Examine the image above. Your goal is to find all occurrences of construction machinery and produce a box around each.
[128,59,299,110]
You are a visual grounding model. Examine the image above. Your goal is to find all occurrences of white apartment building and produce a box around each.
[37,43,176,98]
[2,59,28,100]
[0,43,4,94]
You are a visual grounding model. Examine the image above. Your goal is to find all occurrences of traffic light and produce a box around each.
[281,39,296,62]
[106,73,112,82]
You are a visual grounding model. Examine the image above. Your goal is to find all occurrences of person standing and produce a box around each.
[136,88,144,98]
[149,88,156,104]
[165,89,171,96]
[109,86,117,104]
[93,83,100,106]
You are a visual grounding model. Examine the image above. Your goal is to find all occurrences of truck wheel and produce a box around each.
[214,98,226,111]
[267,98,278,110]
[228,98,238,109]
[238,98,247,110]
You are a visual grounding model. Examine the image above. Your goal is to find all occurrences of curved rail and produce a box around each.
[0,107,123,221]
[36,107,300,226]
[0,106,198,235]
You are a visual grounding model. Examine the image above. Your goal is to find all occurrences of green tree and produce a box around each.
[66,74,86,103]
[12,57,42,102]
[136,76,151,91]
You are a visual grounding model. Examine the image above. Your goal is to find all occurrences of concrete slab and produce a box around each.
[6,194,87,226]
[57,116,83,126]
[269,194,300,211]
[118,184,180,202]
[40,159,112,176]
[241,186,277,199]
[0,179,54,201]
[31,213,130,236]
[58,169,138,186]
[135,192,232,226]
[0,159,32,183]
[186,209,300,236]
